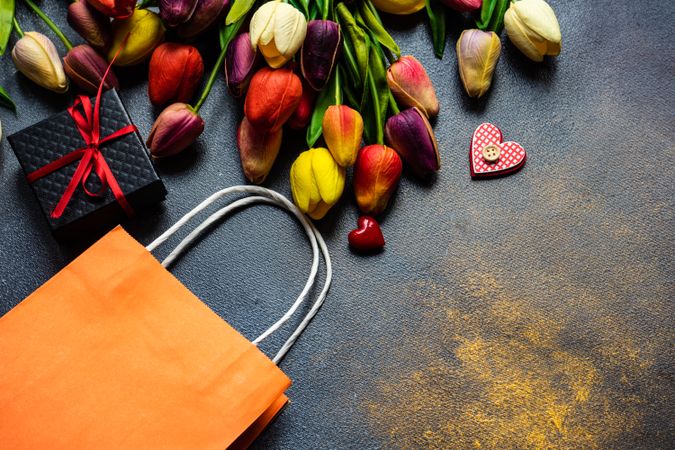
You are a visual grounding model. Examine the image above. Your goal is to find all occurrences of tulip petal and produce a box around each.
[457,29,501,98]
[250,1,277,48]
[237,117,282,184]
[513,0,561,44]
[272,3,306,56]
[290,150,319,213]
[12,32,68,93]
[504,7,544,62]
[311,147,345,205]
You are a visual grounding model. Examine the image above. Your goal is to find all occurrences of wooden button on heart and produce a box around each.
[348,216,385,252]
[470,123,527,178]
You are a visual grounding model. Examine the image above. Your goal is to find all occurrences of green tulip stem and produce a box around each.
[21,0,73,50]
[388,90,400,115]
[333,67,342,106]
[193,45,228,113]
[13,17,24,38]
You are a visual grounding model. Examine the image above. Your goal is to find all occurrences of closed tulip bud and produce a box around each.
[504,0,561,62]
[353,145,402,215]
[244,67,302,131]
[12,32,68,93]
[250,1,307,69]
[108,9,165,66]
[387,55,439,119]
[322,105,363,167]
[440,0,481,12]
[178,0,229,38]
[370,0,424,15]
[148,43,204,106]
[290,147,345,220]
[384,107,440,177]
[301,20,341,91]
[237,117,283,184]
[147,103,204,158]
[457,29,501,98]
[86,0,135,18]
[287,81,315,129]
[67,0,113,52]
[159,0,198,27]
[63,45,119,94]
[225,32,262,98]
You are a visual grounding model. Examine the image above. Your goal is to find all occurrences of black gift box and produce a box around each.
[8,89,166,240]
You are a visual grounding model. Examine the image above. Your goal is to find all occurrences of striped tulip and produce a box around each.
[457,29,501,98]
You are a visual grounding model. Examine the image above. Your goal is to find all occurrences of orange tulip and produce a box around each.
[244,67,302,132]
[322,105,363,167]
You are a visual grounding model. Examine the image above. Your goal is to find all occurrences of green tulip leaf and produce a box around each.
[360,69,383,145]
[488,0,510,33]
[340,33,362,87]
[336,3,369,86]
[358,0,400,58]
[219,14,247,50]
[365,34,390,123]
[424,0,446,59]
[226,0,255,25]
[0,0,14,55]
[0,85,15,111]
[476,0,496,30]
[307,69,342,148]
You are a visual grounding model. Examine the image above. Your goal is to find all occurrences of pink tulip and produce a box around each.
[147,103,204,158]
[441,0,482,13]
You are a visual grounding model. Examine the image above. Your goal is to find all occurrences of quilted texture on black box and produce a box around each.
[8,90,165,231]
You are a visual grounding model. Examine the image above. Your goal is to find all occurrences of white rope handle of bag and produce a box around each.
[145,186,332,364]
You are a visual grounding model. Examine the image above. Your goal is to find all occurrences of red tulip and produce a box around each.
[244,67,302,132]
[353,145,402,215]
[63,44,119,94]
[85,0,135,19]
[148,43,204,107]
[147,103,204,158]
[287,80,316,129]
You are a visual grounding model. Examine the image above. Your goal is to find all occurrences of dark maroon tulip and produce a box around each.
[287,80,315,129]
[159,0,199,27]
[67,0,112,52]
[301,20,341,91]
[63,44,119,94]
[178,0,229,38]
[384,107,440,177]
[147,103,205,158]
[225,32,262,98]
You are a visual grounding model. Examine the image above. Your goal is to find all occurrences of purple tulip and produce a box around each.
[225,32,262,98]
[301,20,341,91]
[384,107,440,177]
[177,0,229,38]
[63,44,119,94]
[147,103,205,158]
[67,0,112,52]
[159,0,199,27]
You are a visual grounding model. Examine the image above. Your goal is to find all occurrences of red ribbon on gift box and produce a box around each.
[26,37,137,220]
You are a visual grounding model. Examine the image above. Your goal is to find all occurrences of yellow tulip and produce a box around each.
[108,8,165,66]
[370,0,425,15]
[504,0,561,62]
[290,147,345,220]
[12,32,68,93]
[250,1,307,69]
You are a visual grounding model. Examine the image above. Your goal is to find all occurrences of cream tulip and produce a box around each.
[504,0,561,62]
[250,0,307,68]
[12,32,68,93]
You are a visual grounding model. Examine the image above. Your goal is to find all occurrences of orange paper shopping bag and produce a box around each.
[0,186,332,450]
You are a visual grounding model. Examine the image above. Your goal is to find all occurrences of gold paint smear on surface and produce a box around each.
[365,270,657,449]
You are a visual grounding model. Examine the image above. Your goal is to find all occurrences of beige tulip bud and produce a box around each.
[250,0,307,68]
[457,29,501,98]
[504,0,561,62]
[12,32,68,93]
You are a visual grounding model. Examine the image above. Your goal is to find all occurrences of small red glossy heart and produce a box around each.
[470,123,527,178]
[348,216,385,252]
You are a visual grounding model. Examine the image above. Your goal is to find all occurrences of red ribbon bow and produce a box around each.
[26,38,136,220]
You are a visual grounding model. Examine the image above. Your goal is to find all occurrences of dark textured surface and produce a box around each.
[1,1,673,448]
[7,89,165,237]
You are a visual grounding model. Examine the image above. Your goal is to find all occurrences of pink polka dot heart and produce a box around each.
[470,123,527,178]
